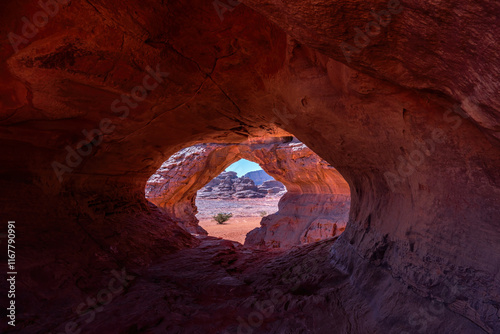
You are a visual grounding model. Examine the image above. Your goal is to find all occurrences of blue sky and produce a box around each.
[225,159,262,176]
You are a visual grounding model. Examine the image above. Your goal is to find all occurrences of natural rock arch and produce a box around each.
[146,137,351,248]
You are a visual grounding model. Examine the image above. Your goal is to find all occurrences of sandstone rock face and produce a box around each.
[145,145,214,234]
[242,0,500,141]
[300,218,343,244]
[1,0,499,332]
[244,140,351,249]
[146,138,349,247]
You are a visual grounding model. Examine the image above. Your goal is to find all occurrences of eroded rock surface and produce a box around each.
[34,237,484,334]
[244,140,351,249]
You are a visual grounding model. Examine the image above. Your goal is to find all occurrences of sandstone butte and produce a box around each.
[0,0,499,333]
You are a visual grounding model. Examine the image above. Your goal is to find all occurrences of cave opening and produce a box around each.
[145,136,352,249]
[195,159,287,244]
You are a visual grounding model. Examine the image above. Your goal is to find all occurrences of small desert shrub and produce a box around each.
[213,213,233,224]
[258,211,267,217]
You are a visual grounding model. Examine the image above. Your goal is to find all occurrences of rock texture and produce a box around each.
[244,169,274,185]
[243,140,351,249]
[146,138,349,246]
[1,0,499,333]
[196,171,285,199]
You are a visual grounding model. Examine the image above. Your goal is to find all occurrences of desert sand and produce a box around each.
[198,217,262,244]
[196,198,280,243]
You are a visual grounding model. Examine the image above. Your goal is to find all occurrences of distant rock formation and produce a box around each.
[197,171,285,199]
[243,170,274,185]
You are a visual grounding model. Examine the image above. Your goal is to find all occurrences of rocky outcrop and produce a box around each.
[1,0,499,332]
[196,171,285,199]
[146,138,349,245]
[244,169,274,185]
[258,179,286,195]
